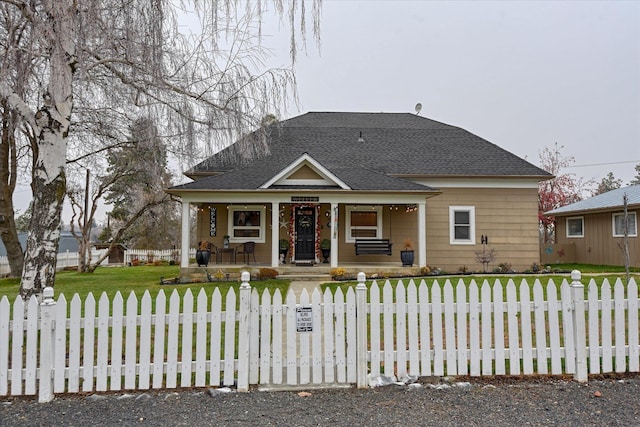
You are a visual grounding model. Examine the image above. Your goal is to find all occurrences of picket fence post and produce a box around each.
[39,286,56,402]
[571,270,588,382]
[237,271,251,392]
[355,272,368,388]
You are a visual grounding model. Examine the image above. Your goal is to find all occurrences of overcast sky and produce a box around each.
[13,1,640,222]
[265,0,640,185]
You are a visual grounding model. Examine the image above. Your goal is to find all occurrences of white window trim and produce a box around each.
[345,205,382,243]
[227,205,266,243]
[612,212,637,237]
[566,216,584,238]
[449,206,476,245]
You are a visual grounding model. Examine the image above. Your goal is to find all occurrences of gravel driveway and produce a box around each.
[2,375,639,426]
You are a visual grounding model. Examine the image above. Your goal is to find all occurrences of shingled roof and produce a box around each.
[171,112,550,192]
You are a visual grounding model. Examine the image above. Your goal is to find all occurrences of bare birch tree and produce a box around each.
[0,0,321,298]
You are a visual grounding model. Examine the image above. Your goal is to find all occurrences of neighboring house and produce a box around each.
[0,231,79,257]
[544,185,640,267]
[167,112,551,272]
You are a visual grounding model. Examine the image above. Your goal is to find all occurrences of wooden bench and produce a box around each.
[354,239,393,256]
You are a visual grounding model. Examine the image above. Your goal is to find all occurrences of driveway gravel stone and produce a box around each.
[2,375,639,426]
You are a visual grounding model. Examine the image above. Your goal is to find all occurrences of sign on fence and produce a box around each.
[296,306,313,332]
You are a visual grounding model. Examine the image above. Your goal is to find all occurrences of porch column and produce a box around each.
[417,201,427,268]
[180,200,190,268]
[330,203,338,268]
[271,201,280,267]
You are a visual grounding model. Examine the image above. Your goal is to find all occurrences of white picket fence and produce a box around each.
[123,248,196,264]
[0,249,109,276]
[1,248,196,275]
[1,272,638,402]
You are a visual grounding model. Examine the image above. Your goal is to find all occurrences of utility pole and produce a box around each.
[83,169,90,270]
[623,193,630,283]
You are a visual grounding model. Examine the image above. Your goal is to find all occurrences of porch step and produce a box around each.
[277,273,333,282]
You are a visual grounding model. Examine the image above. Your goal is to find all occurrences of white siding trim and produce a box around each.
[449,206,476,245]
[612,212,638,237]
[566,216,584,238]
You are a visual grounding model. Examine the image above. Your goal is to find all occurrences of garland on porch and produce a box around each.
[288,207,295,262]
[288,204,322,263]
[315,205,321,261]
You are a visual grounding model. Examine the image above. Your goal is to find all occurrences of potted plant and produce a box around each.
[400,239,414,266]
[279,239,289,263]
[196,240,211,266]
[320,238,331,263]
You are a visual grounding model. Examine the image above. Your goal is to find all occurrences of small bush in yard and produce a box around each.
[495,262,514,273]
[330,268,346,279]
[257,268,278,280]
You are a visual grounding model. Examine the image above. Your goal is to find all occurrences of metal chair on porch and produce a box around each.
[235,241,256,264]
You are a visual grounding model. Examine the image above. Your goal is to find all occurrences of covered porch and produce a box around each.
[174,190,440,277]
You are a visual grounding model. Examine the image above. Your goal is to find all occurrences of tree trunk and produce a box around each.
[77,238,87,273]
[19,0,76,300]
[623,194,630,284]
[0,106,24,277]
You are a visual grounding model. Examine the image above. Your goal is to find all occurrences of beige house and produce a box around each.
[544,185,639,267]
[167,112,551,274]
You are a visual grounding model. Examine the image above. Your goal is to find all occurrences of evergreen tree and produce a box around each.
[594,172,623,195]
[630,163,640,186]
[104,118,175,249]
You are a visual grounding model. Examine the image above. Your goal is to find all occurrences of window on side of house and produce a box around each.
[449,206,475,245]
[228,205,266,243]
[345,206,382,243]
[566,216,584,238]
[612,212,637,237]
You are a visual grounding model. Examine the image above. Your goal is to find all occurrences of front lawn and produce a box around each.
[549,263,640,274]
[0,265,289,302]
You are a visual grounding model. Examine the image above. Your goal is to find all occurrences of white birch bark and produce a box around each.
[19,0,76,299]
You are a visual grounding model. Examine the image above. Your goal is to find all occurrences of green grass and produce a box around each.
[549,263,640,273]
[0,265,290,303]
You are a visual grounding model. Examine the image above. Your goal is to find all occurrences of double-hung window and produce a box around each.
[345,206,382,243]
[449,206,475,245]
[612,212,637,237]
[228,205,266,243]
[566,216,584,238]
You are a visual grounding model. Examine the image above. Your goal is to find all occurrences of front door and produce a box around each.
[295,207,316,261]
